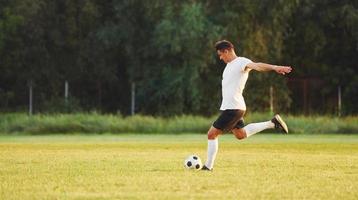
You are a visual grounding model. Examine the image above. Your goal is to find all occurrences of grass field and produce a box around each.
[0,134,357,200]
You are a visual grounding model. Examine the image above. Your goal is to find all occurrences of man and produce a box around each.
[201,40,292,171]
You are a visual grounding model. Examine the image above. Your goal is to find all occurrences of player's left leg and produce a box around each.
[202,126,222,171]
[202,109,245,171]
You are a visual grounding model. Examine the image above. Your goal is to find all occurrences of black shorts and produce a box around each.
[213,109,245,132]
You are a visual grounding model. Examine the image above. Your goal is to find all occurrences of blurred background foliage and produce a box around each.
[0,0,357,116]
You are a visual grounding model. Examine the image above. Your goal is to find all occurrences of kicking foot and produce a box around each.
[201,165,213,171]
[271,114,288,134]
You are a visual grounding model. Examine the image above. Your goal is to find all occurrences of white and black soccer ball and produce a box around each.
[184,155,202,170]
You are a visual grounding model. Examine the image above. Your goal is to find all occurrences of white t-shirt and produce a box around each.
[220,57,253,110]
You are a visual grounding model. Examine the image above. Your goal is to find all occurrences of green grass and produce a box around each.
[0,134,357,199]
[1,113,358,134]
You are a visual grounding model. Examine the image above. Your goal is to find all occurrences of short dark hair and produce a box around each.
[215,40,234,51]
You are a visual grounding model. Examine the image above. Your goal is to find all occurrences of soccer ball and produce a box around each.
[184,155,202,170]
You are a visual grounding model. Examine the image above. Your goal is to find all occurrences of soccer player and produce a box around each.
[201,40,292,171]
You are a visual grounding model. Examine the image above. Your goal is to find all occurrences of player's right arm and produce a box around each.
[246,62,292,75]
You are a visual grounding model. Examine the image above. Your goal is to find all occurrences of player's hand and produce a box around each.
[275,66,292,75]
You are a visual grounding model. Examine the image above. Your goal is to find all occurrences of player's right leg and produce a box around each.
[241,120,275,138]
[271,114,288,133]
[232,114,288,139]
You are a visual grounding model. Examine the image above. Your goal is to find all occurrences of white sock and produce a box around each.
[243,121,275,138]
[205,138,218,169]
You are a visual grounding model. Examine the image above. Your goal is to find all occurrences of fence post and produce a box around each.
[28,80,33,116]
[338,86,341,117]
[65,80,69,102]
[131,82,135,115]
[270,86,274,115]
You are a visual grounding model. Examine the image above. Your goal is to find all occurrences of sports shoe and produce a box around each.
[271,114,288,134]
[201,165,212,171]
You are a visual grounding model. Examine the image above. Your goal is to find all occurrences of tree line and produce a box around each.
[0,0,357,115]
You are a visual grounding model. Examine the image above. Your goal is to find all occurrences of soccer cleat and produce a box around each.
[271,114,288,134]
[201,165,213,171]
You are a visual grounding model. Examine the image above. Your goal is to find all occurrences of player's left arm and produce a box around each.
[246,62,292,75]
